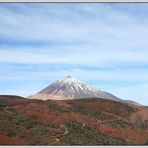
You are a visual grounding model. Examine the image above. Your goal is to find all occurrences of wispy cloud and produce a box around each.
[0,3,148,105]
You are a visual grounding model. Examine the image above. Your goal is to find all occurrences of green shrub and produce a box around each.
[7,130,17,137]
[0,105,6,109]
[60,121,132,145]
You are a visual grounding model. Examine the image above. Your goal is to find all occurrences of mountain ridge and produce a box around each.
[28,76,140,106]
[29,76,121,101]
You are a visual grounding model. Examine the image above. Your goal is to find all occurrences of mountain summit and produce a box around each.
[29,76,121,101]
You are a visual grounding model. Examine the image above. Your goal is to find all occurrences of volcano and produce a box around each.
[29,76,123,102]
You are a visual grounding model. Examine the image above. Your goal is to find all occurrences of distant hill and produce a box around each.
[0,95,26,99]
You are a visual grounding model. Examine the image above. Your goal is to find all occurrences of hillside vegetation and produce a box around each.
[0,96,148,145]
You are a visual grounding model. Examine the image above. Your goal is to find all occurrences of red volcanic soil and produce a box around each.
[130,107,148,123]
[25,111,98,127]
[82,101,112,111]
[101,127,119,135]
[15,103,42,113]
[111,128,148,144]
[0,134,26,145]
[49,112,97,125]
[99,126,148,144]
[0,95,27,106]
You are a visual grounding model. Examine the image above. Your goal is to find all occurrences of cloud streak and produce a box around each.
[0,3,148,105]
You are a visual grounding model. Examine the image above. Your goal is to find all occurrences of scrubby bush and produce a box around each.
[60,121,132,145]
[7,130,17,137]
[0,105,6,109]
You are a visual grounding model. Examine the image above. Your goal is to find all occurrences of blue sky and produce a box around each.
[0,3,148,105]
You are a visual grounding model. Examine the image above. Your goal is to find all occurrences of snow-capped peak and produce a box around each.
[29,76,121,102]
[58,76,97,91]
[28,76,140,105]
[59,76,81,84]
